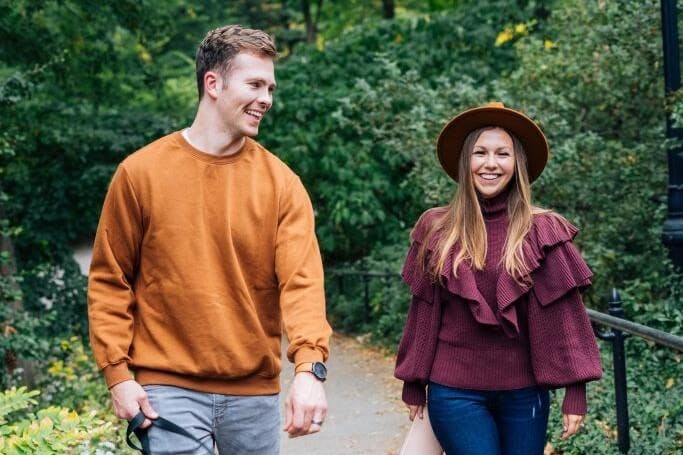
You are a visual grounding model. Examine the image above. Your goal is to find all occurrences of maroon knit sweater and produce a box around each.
[395,190,602,415]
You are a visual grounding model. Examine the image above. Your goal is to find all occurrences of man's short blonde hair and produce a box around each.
[195,25,277,99]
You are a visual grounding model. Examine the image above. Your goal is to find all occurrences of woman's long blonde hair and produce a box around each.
[417,126,551,284]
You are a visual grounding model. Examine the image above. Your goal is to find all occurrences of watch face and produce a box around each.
[312,362,327,379]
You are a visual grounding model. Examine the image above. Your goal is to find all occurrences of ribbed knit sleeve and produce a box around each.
[88,165,141,388]
[278,176,332,366]
[394,228,443,406]
[527,241,602,415]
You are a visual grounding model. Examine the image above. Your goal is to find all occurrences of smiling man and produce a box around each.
[87,25,331,454]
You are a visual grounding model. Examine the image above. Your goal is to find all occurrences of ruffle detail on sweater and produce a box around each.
[400,208,447,304]
[402,210,592,337]
[491,213,593,335]
[401,240,436,304]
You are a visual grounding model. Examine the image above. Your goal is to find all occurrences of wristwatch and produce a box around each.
[295,361,327,382]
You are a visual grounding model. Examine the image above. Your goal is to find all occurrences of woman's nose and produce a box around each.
[484,154,497,168]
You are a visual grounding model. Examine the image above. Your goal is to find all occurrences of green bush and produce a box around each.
[0,386,116,454]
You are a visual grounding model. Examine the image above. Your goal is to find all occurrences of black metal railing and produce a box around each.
[326,269,683,454]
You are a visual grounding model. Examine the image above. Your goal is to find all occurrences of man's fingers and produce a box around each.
[289,400,306,436]
[418,405,424,420]
[283,398,293,431]
[140,417,153,429]
[139,395,158,420]
[301,405,314,434]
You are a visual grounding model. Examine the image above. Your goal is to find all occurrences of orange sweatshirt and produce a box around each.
[88,131,331,395]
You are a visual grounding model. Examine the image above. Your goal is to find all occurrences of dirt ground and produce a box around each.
[280,334,409,455]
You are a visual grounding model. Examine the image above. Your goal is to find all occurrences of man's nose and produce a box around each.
[258,90,272,110]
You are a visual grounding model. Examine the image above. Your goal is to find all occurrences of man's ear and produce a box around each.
[203,71,222,100]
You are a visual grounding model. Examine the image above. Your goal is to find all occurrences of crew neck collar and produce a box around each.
[175,130,249,164]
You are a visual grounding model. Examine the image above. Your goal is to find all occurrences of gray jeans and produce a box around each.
[141,385,280,455]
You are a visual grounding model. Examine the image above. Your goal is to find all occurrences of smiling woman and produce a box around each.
[394,102,603,455]
[469,127,516,199]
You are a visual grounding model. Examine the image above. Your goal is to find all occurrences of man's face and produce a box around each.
[215,52,276,138]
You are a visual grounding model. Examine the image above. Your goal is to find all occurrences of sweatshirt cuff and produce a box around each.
[103,362,134,388]
[562,383,587,415]
[402,382,426,406]
[293,346,325,366]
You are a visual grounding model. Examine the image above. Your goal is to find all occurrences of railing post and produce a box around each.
[363,274,370,324]
[609,288,631,454]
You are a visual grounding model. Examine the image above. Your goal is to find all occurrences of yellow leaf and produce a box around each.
[514,23,528,35]
[666,377,674,389]
[544,39,556,50]
[495,29,514,47]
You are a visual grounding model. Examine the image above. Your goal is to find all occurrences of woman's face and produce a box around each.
[470,128,516,199]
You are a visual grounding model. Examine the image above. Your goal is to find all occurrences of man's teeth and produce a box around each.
[246,110,262,119]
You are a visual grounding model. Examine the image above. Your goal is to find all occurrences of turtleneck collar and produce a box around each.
[477,185,511,220]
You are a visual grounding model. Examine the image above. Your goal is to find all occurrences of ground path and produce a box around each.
[73,246,410,454]
[280,335,409,455]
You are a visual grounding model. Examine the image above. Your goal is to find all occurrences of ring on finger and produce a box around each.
[311,419,324,425]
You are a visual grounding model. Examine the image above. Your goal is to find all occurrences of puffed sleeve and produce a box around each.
[394,210,444,406]
[527,240,602,415]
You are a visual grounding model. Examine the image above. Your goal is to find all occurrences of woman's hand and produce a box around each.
[406,404,424,421]
[562,413,585,439]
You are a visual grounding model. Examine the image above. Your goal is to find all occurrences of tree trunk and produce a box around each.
[301,0,323,43]
[382,0,395,19]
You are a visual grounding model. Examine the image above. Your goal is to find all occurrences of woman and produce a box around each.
[395,102,602,455]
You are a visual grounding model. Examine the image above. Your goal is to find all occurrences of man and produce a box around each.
[88,25,331,454]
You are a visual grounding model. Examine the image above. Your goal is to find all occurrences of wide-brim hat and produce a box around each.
[436,102,549,183]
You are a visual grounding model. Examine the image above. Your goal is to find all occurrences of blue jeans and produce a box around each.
[428,382,550,455]
[142,385,280,455]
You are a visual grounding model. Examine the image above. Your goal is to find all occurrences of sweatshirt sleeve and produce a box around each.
[87,165,142,388]
[277,176,332,366]
[527,241,602,415]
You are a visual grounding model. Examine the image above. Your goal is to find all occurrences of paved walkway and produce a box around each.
[73,246,410,454]
[280,335,409,455]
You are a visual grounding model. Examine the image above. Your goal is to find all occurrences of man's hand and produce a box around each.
[406,404,424,421]
[283,372,327,438]
[110,380,158,428]
[561,413,585,439]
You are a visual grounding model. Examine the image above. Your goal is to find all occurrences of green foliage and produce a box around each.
[0,386,39,425]
[263,2,550,261]
[0,386,116,454]
[547,341,683,454]
[1,337,132,454]
[1,1,681,452]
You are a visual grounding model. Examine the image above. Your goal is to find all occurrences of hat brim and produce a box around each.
[436,106,549,183]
